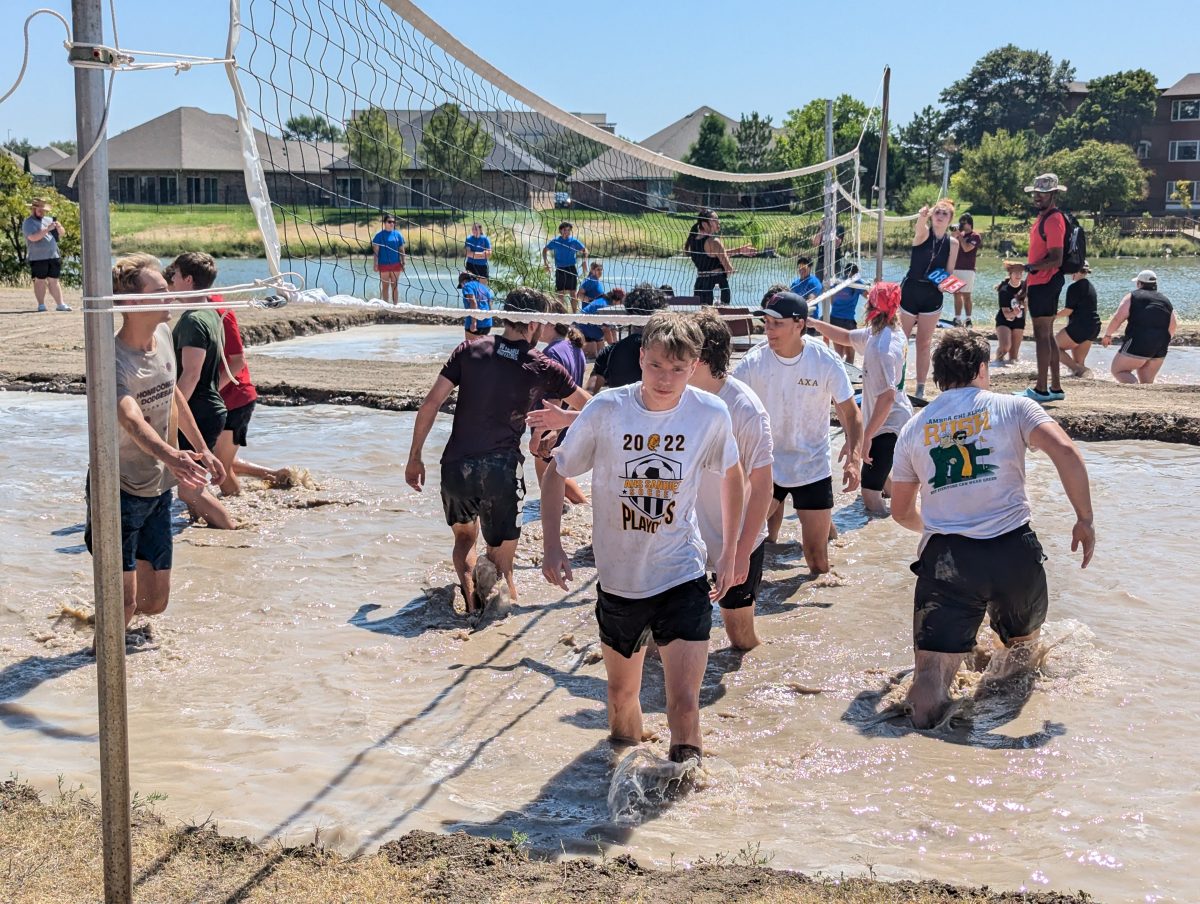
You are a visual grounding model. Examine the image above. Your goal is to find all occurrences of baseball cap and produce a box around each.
[754,291,808,320]
[1133,269,1158,284]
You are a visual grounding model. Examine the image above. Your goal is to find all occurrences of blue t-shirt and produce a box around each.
[545,235,585,268]
[577,297,609,341]
[790,273,824,318]
[578,275,605,301]
[373,229,405,266]
[830,286,864,321]
[464,233,491,264]
[461,280,494,329]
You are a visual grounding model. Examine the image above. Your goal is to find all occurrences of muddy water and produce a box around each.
[2,392,1197,902]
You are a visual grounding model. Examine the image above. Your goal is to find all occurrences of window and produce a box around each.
[1168,140,1200,162]
[204,177,219,204]
[1172,99,1200,121]
[157,176,178,205]
[139,175,156,204]
[335,177,363,206]
[186,176,201,204]
[1165,181,1200,206]
[116,176,137,203]
[1137,141,1151,161]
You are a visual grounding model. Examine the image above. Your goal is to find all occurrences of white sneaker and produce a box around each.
[55,303,72,312]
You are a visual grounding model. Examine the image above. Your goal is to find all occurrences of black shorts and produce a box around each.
[465,260,489,279]
[1025,274,1064,319]
[1119,330,1170,360]
[30,258,62,280]
[1064,318,1100,345]
[440,450,524,547]
[995,310,1026,332]
[773,475,834,512]
[860,432,898,492]
[596,576,712,659]
[831,316,858,330]
[554,267,578,292]
[900,278,943,316]
[716,539,765,610]
[180,408,227,453]
[911,524,1048,654]
[86,487,174,572]
[694,272,731,306]
[224,401,255,446]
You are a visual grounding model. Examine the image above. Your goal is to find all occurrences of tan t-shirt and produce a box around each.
[115,323,178,497]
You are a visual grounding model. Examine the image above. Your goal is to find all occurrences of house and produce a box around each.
[1145,73,1200,213]
[29,146,69,184]
[2,146,54,185]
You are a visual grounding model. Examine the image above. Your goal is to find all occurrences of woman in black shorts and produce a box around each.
[1102,269,1177,384]
[684,209,754,305]
[1055,262,1101,376]
[899,199,959,399]
[994,260,1026,366]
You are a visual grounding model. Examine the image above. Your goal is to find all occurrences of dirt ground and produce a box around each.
[0,782,1098,904]
[3,287,1199,444]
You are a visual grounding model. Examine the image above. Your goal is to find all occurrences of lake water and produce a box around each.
[210,254,1200,320]
[2,392,1198,902]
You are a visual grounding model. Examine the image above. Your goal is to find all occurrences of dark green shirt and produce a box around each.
[173,307,227,422]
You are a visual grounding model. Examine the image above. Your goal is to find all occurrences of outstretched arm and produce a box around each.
[526,400,580,431]
[1102,295,1132,347]
[808,318,853,345]
[405,376,455,491]
[117,394,211,490]
[1030,421,1094,568]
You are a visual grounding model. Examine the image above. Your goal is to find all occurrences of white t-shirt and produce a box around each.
[848,326,914,438]
[696,377,774,568]
[732,338,854,486]
[892,387,1053,551]
[553,384,739,599]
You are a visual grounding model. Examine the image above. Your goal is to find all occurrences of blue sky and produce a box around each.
[1,0,1195,147]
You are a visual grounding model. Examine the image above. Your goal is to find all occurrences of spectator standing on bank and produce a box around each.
[952,214,983,327]
[23,198,70,312]
[372,214,406,304]
[464,222,492,279]
[542,222,588,313]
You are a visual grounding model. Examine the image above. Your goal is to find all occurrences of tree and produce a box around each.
[283,114,344,143]
[524,131,605,188]
[419,103,494,207]
[1041,140,1147,220]
[1171,179,1193,211]
[775,95,881,208]
[49,139,77,155]
[346,107,409,194]
[899,182,943,215]
[949,130,1036,228]
[1043,69,1159,153]
[940,45,1075,147]
[897,105,949,188]
[0,155,81,285]
[733,112,775,173]
[679,113,738,202]
[3,137,36,158]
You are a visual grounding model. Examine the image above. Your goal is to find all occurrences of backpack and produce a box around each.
[1038,209,1086,275]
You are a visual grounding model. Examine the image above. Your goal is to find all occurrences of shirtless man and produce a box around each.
[891,330,1095,728]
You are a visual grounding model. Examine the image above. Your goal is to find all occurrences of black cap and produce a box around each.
[754,291,809,320]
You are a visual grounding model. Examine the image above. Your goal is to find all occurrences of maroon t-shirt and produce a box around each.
[955,230,983,271]
[440,335,577,463]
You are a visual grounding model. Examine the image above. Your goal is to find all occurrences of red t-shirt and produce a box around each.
[217,303,258,410]
[955,230,983,271]
[1027,209,1065,287]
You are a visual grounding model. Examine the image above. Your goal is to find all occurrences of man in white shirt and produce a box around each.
[540,312,744,766]
[891,330,1095,728]
[732,291,862,575]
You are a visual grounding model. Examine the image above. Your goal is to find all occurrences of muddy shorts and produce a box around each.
[910,524,1048,654]
[715,539,765,610]
[440,450,524,547]
[180,408,227,453]
[596,576,712,659]
[860,432,898,492]
[773,475,834,512]
[224,401,255,447]
[86,486,174,572]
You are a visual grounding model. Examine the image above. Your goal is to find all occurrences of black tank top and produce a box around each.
[907,231,951,282]
[1128,289,1173,337]
[686,231,722,274]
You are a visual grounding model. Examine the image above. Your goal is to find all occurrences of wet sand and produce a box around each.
[3,288,1199,444]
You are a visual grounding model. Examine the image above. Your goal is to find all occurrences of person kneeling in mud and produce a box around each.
[406,288,589,613]
[540,312,744,764]
[889,330,1095,728]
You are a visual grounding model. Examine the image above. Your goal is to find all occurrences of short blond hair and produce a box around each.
[112,253,161,295]
[641,311,702,361]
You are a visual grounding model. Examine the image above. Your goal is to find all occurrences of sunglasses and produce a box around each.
[384,220,396,224]
[932,209,951,217]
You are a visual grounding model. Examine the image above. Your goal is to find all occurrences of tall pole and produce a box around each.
[73,1,133,901]
[876,66,891,283]
[940,154,950,198]
[821,98,835,320]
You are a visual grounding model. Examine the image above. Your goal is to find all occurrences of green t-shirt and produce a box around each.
[172,307,226,422]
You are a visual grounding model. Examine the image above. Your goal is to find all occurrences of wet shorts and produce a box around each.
[30,258,62,280]
[831,316,858,331]
[440,450,524,547]
[465,260,489,278]
[596,576,712,659]
[910,524,1048,654]
[773,475,834,511]
[224,401,255,447]
[1119,330,1170,361]
[554,267,578,292]
[860,432,898,492]
[86,487,174,572]
[1025,274,1064,319]
[995,309,1026,331]
[1064,318,1100,346]
[180,408,227,453]
[900,278,943,316]
[715,539,766,610]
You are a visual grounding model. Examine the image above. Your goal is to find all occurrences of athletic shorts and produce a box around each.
[773,475,834,511]
[716,539,766,610]
[831,316,858,331]
[951,269,976,293]
[30,258,62,280]
[995,310,1026,332]
[694,272,731,306]
[1064,318,1100,346]
[1119,330,1170,361]
[596,576,712,659]
[860,432,898,492]
[1025,274,1064,319]
[224,401,255,447]
[378,262,404,273]
[180,409,227,453]
[86,487,174,572]
[554,267,578,292]
[465,260,489,278]
[440,450,524,547]
[910,524,1048,654]
[900,277,943,316]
